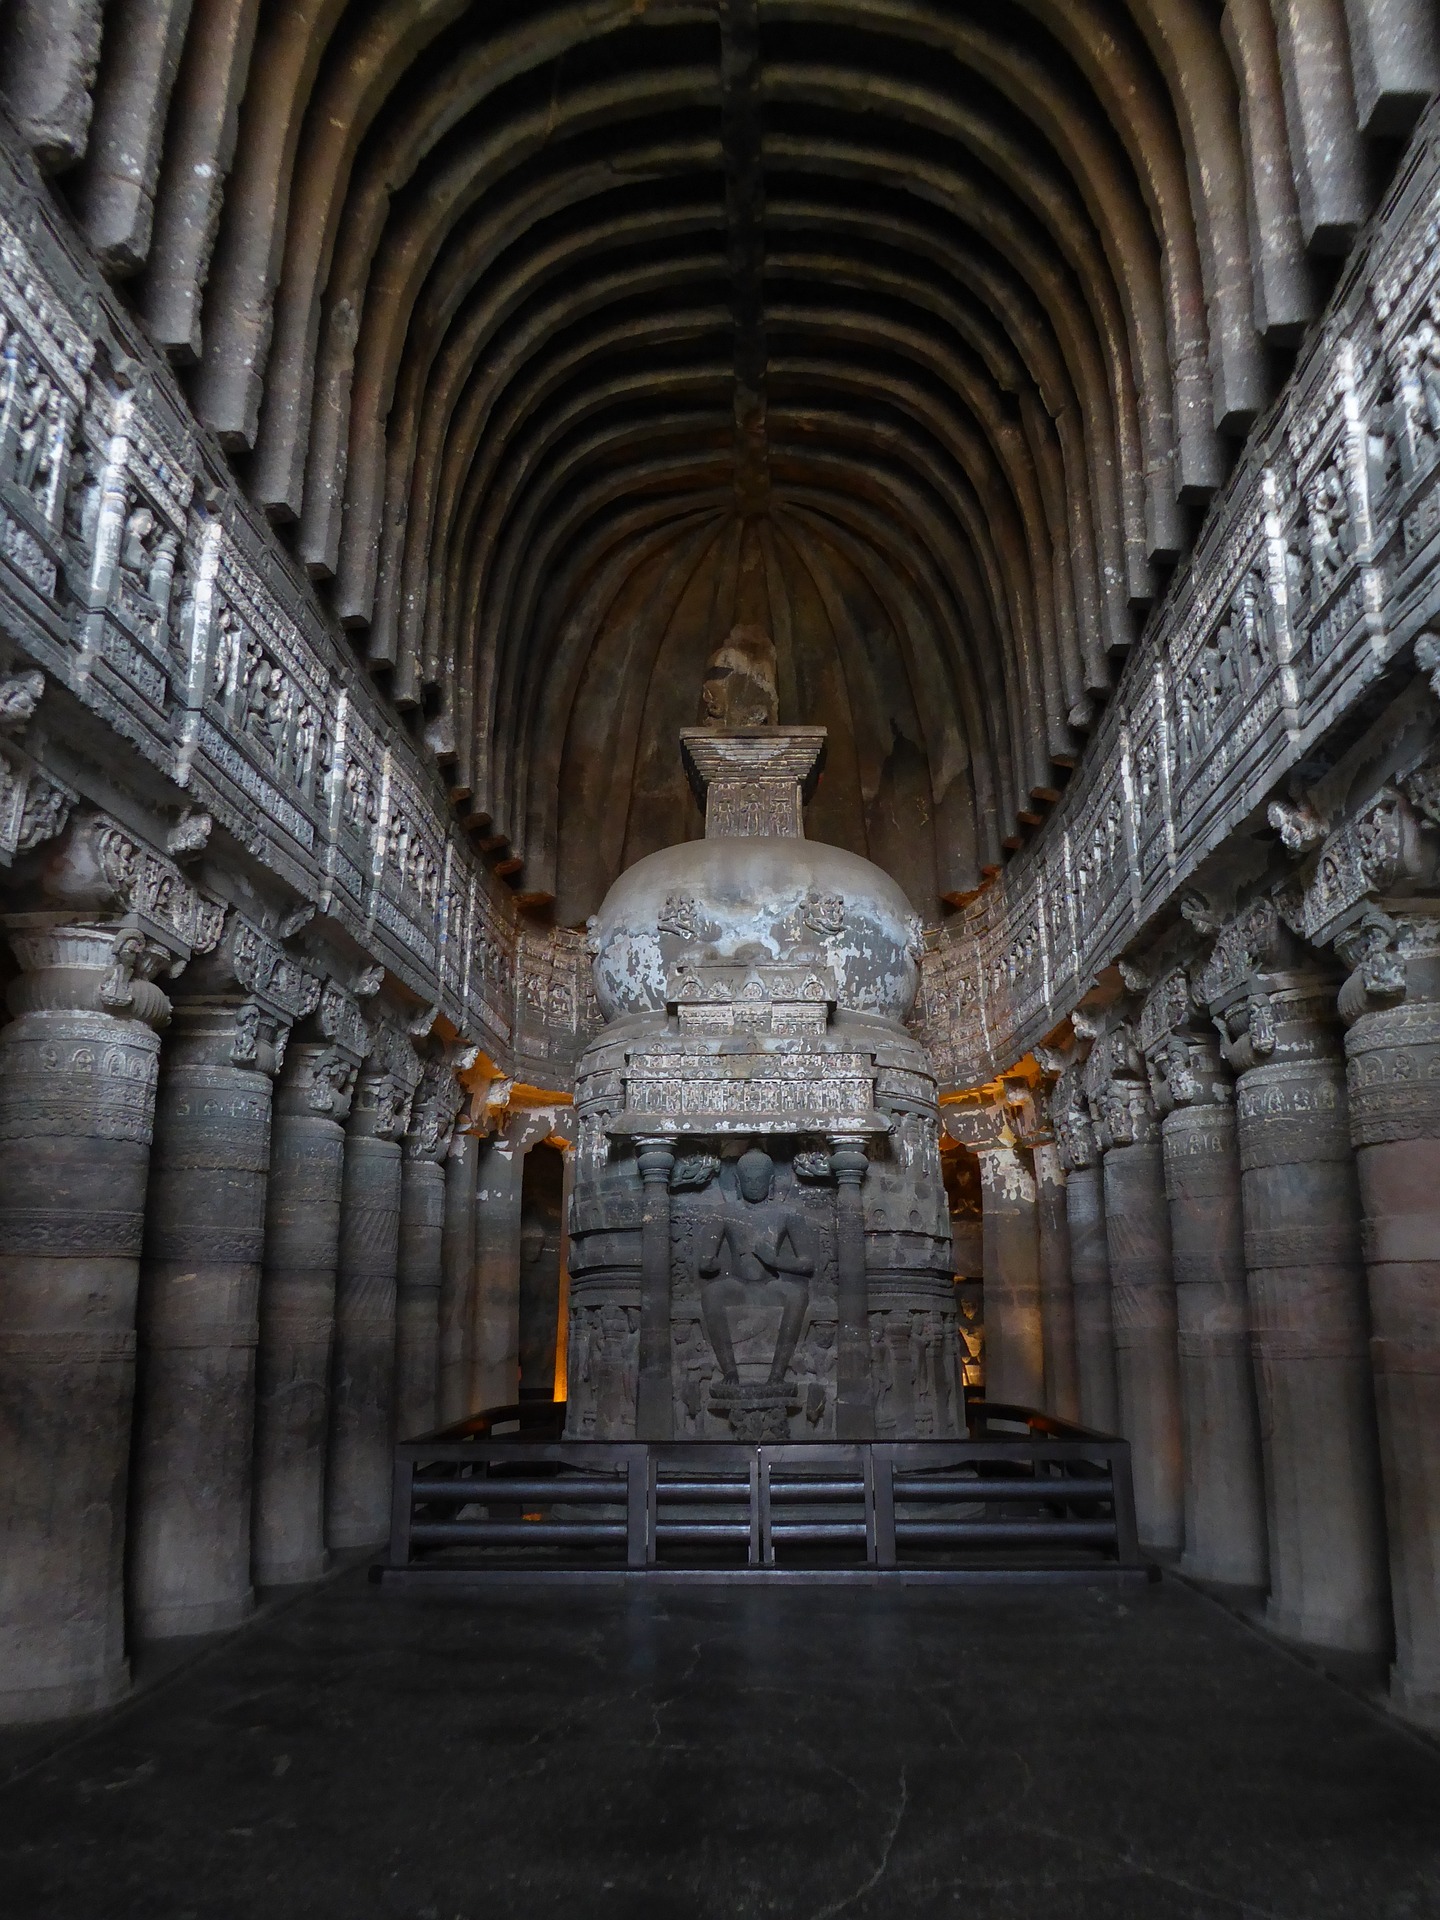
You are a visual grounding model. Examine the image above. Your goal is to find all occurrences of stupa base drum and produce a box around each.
[565,635,963,1443]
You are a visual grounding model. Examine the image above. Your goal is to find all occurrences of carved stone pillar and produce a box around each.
[973,1133,1044,1409]
[129,918,320,1639]
[470,1107,554,1412]
[1202,903,1389,1655]
[1033,1141,1080,1423]
[395,1057,465,1442]
[1336,906,1440,1719]
[828,1131,872,1440]
[326,1021,421,1551]
[438,1128,478,1425]
[0,815,221,1722]
[1053,1055,1119,1432]
[253,982,367,1586]
[1141,971,1267,1589]
[1087,1021,1184,1556]
[635,1133,676,1442]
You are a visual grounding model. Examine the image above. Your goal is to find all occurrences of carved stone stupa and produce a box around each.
[566,630,963,1443]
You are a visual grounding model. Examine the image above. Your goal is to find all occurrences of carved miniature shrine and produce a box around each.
[566,635,962,1443]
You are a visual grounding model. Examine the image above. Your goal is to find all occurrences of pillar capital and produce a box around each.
[826,1131,870,1185]
[37,810,225,963]
[349,1014,423,1142]
[634,1134,675,1186]
[168,912,323,1077]
[1081,1017,1161,1150]
[1138,963,1233,1114]
[404,1052,467,1163]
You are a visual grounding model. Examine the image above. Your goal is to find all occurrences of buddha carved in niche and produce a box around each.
[697,1147,815,1415]
[698,623,779,728]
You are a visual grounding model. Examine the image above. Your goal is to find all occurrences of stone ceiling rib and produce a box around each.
[0,0,1432,914]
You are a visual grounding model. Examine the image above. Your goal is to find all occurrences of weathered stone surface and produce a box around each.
[0,0,1439,1732]
[0,923,166,1718]
[1141,972,1268,1590]
[1203,912,1391,1657]
[253,986,366,1587]
[974,1139,1043,1410]
[1052,1051,1119,1434]
[1085,1021,1184,1555]
[1336,910,1440,1720]
[326,1022,420,1552]
[1033,1141,1080,1425]
[437,1131,477,1426]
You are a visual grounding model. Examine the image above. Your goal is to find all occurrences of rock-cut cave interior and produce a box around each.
[1,2,1439,1914]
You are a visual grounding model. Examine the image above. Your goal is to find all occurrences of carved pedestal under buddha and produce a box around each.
[565,663,962,1443]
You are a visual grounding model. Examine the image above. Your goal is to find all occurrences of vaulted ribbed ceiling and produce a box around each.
[11,0,1429,918]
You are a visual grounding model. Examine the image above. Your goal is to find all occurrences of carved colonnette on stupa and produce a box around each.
[565,639,962,1445]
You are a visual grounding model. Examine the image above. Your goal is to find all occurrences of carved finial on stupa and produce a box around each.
[698,623,780,728]
[682,624,825,839]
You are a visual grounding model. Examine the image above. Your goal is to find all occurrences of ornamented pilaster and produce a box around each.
[129,914,320,1638]
[1084,1012,1184,1556]
[395,1051,468,1442]
[0,813,221,1721]
[326,1013,423,1550]
[1139,966,1267,1589]
[1051,1044,1119,1433]
[1199,897,1389,1655]
[253,978,368,1585]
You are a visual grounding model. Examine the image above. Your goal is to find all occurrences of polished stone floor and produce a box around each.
[1,1570,1438,1920]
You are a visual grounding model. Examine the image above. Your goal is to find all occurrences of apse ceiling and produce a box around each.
[29,0,1420,920]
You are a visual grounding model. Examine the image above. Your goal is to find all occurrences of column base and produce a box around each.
[135,1592,255,1640]
[1392,1669,1440,1731]
[1266,1598,1391,1664]
[1181,1549,1269,1590]
[0,1661,131,1726]
[324,1525,386,1552]
[255,1549,330,1588]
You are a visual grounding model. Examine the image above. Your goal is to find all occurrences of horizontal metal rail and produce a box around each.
[378,1402,1147,1585]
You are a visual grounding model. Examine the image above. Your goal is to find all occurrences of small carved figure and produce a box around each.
[696,1146,814,1392]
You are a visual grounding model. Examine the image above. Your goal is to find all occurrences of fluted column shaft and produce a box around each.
[976,1140,1044,1408]
[253,1028,358,1585]
[829,1133,871,1440]
[1341,923,1440,1719]
[1095,1067,1184,1557]
[1065,1162,1118,1431]
[438,1131,478,1424]
[327,1052,411,1551]
[471,1126,526,1412]
[0,920,169,1721]
[1053,1066,1119,1432]
[130,1000,275,1638]
[1033,1142,1079,1421]
[1155,1044,1268,1589]
[1221,970,1389,1655]
[635,1134,675,1442]
[396,1150,446,1441]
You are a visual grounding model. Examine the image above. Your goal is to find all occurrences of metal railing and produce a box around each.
[376,1402,1145,1586]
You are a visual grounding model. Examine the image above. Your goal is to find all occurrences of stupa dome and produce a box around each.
[588,832,922,1024]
